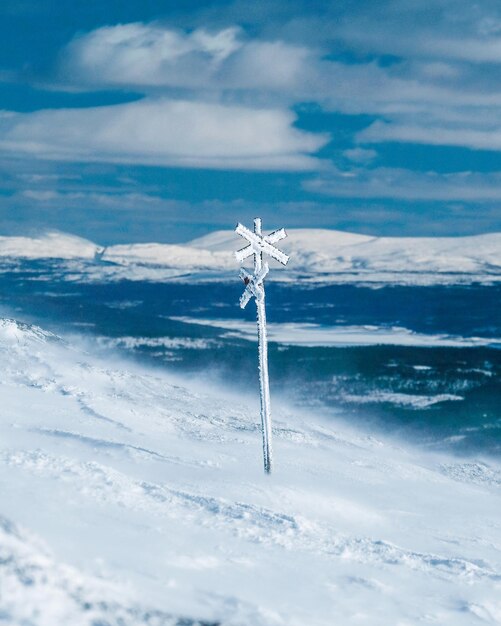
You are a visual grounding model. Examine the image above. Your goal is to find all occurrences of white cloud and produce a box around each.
[304,167,501,201]
[313,60,501,114]
[61,22,311,91]
[17,189,179,210]
[295,1,501,65]
[357,120,501,152]
[0,98,328,171]
[61,23,240,88]
[21,190,61,201]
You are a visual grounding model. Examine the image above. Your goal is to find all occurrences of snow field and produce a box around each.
[0,318,501,625]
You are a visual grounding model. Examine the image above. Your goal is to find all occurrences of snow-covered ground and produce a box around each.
[170,316,500,348]
[0,229,499,284]
[1,317,500,625]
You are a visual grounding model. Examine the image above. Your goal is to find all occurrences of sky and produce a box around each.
[0,0,500,243]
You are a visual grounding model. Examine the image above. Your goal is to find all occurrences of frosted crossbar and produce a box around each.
[239,263,269,308]
[235,223,290,266]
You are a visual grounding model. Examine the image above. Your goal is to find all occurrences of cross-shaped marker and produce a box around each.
[239,263,269,308]
[235,224,289,266]
[235,218,289,474]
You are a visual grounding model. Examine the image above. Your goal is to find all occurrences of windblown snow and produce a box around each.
[1,317,500,625]
[0,229,499,284]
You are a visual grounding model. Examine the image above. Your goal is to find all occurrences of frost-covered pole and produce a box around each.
[235,218,289,474]
[253,218,272,473]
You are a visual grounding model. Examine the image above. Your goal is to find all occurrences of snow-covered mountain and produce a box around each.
[1,317,500,625]
[0,229,499,284]
[0,232,98,260]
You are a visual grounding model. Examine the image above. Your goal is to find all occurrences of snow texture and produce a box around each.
[1,317,501,625]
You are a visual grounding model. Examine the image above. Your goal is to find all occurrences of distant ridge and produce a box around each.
[0,229,499,284]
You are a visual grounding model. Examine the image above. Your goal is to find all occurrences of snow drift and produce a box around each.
[1,317,500,625]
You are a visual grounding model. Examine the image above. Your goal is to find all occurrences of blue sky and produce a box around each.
[0,0,500,243]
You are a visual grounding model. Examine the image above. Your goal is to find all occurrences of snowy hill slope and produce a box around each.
[189,228,501,281]
[1,317,501,625]
[0,514,207,626]
[0,229,499,283]
[0,232,98,260]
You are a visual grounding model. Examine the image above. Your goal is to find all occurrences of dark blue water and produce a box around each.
[1,259,499,456]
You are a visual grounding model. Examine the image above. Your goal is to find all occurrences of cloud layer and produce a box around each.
[305,167,501,201]
[1,2,501,236]
[60,22,311,92]
[59,19,501,157]
[0,99,327,170]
